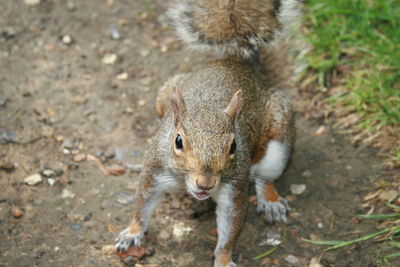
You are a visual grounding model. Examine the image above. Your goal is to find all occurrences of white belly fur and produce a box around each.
[250,140,289,181]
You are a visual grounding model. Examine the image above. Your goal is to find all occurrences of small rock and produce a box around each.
[65,1,76,11]
[83,212,93,221]
[110,27,121,40]
[290,184,306,195]
[62,189,76,199]
[116,72,128,80]
[24,174,43,186]
[115,192,134,205]
[126,164,142,173]
[138,100,147,107]
[12,207,24,218]
[314,125,326,136]
[102,53,118,65]
[73,154,87,162]
[63,139,74,149]
[259,230,281,246]
[0,161,15,172]
[158,229,171,240]
[47,178,56,186]
[42,169,55,177]
[0,129,17,145]
[63,148,70,154]
[104,149,115,159]
[114,147,125,162]
[0,99,6,107]
[56,135,64,142]
[139,49,150,58]
[55,169,64,177]
[62,35,72,45]
[125,107,133,114]
[172,222,192,238]
[309,257,324,267]
[69,223,82,231]
[101,245,116,255]
[285,255,300,265]
[24,0,40,5]
[302,170,312,177]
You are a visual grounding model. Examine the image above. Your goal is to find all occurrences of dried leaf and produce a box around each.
[116,245,146,259]
[107,164,126,176]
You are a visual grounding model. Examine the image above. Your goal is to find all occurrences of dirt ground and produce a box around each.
[0,1,398,266]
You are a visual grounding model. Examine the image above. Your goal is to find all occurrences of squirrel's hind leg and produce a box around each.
[251,140,291,223]
[251,89,294,223]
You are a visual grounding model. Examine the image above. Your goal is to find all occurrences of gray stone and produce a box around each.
[115,192,134,205]
[0,129,17,144]
[69,223,82,231]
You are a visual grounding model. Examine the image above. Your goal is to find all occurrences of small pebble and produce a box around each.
[63,139,74,149]
[101,245,116,256]
[285,255,300,265]
[69,223,82,231]
[24,174,43,186]
[138,100,146,107]
[65,1,76,11]
[42,169,55,177]
[47,178,56,186]
[309,257,324,267]
[259,230,281,246]
[116,72,128,80]
[290,184,306,195]
[302,170,312,177]
[62,35,72,45]
[126,164,142,173]
[110,27,121,40]
[0,161,15,172]
[114,147,125,162]
[0,129,17,145]
[314,126,326,136]
[102,53,118,65]
[24,0,40,5]
[115,192,134,205]
[62,189,76,199]
[12,207,24,218]
[63,148,70,154]
[73,154,87,162]
[158,229,171,240]
[83,212,93,221]
[125,107,133,114]
[0,99,6,107]
[56,135,64,142]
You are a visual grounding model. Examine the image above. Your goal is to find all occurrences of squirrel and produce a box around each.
[115,0,301,266]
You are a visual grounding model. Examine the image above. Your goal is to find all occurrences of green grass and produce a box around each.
[303,203,400,265]
[303,0,400,152]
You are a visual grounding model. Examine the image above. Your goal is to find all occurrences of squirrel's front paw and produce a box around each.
[257,197,290,223]
[115,228,143,252]
[214,259,237,267]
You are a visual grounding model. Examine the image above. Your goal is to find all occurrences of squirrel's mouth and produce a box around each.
[193,190,209,200]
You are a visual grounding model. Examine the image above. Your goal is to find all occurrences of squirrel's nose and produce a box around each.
[196,180,214,191]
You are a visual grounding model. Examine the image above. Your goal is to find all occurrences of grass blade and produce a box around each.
[253,247,278,260]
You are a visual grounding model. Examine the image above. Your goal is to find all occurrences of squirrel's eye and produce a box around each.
[229,139,236,155]
[175,134,183,150]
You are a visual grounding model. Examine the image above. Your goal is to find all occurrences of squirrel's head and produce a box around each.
[170,88,242,200]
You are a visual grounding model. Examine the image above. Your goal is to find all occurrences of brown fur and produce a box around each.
[263,182,280,202]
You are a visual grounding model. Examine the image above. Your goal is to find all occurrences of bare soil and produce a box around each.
[0,1,397,266]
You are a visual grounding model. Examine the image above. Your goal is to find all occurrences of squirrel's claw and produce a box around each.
[257,197,290,223]
[115,228,142,252]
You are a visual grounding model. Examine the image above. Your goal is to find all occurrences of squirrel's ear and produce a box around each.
[171,87,186,126]
[225,90,243,122]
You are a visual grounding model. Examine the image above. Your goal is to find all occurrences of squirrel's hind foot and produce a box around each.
[115,227,143,252]
[257,196,290,223]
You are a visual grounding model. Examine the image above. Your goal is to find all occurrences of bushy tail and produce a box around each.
[168,0,302,60]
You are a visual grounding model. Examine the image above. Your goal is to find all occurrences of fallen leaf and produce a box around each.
[116,245,146,259]
[107,164,126,176]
